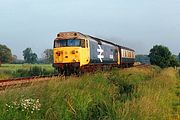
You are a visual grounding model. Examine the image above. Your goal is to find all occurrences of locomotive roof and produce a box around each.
[56,32,87,40]
[56,32,135,52]
[87,35,135,52]
[119,46,135,52]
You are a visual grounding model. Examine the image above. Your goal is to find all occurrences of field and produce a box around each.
[0,65,180,119]
[0,64,54,80]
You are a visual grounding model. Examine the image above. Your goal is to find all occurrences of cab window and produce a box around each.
[67,39,80,46]
[81,40,85,48]
[54,39,85,48]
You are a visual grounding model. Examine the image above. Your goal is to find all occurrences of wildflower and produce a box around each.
[6,98,41,113]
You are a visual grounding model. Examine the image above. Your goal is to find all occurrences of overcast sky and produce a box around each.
[0,0,180,59]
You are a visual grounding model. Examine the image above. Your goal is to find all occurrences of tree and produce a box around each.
[0,44,13,63]
[23,48,38,63]
[179,53,180,62]
[31,53,38,63]
[43,49,53,63]
[149,45,173,68]
[170,55,179,67]
[12,55,17,61]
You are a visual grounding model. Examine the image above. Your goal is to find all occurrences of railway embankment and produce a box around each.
[0,66,179,120]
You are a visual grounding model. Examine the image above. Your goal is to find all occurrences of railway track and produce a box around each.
[133,63,150,67]
[0,75,60,89]
[0,64,150,90]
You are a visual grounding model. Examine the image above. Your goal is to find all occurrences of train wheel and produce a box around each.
[76,68,83,76]
[64,68,71,76]
[57,68,64,75]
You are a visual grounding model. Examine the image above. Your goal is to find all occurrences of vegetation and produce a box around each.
[0,44,53,64]
[0,64,54,80]
[42,49,53,64]
[0,66,179,119]
[0,44,13,63]
[170,55,179,68]
[149,45,179,68]
[23,48,38,64]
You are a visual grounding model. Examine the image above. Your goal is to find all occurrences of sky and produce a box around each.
[0,0,180,59]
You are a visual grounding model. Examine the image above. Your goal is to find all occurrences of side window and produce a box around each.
[121,49,123,57]
[81,40,85,48]
[131,52,133,58]
[122,50,124,57]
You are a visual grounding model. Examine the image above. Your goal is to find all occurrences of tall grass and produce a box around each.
[0,66,178,120]
[117,68,177,120]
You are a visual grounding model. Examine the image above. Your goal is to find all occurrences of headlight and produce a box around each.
[73,58,76,62]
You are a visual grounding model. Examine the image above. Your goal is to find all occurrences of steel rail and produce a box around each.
[0,64,150,89]
[0,75,60,88]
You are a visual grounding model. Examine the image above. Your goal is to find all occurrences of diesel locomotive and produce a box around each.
[53,32,135,74]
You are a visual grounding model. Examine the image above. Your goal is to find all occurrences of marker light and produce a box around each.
[56,51,61,56]
[72,50,76,54]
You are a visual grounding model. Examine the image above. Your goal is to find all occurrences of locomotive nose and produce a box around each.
[54,47,80,64]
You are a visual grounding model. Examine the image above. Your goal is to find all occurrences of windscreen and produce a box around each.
[54,39,84,48]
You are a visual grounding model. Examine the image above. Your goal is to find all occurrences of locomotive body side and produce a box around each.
[88,37,119,65]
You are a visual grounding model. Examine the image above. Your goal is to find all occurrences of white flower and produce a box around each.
[6,98,41,112]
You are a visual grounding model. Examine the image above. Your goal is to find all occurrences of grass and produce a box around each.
[0,65,179,119]
[0,64,54,79]
[172,68,180,119]
[0,64,53,71]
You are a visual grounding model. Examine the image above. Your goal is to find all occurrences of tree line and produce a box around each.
[0,44,53,64]
[0,43,180,68]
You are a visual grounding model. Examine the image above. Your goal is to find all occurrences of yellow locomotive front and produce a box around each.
[53,32,90,75]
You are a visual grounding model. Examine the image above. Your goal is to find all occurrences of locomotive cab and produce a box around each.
[53,32,90,74]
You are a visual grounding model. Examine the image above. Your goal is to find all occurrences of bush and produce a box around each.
[108,72,136,101]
